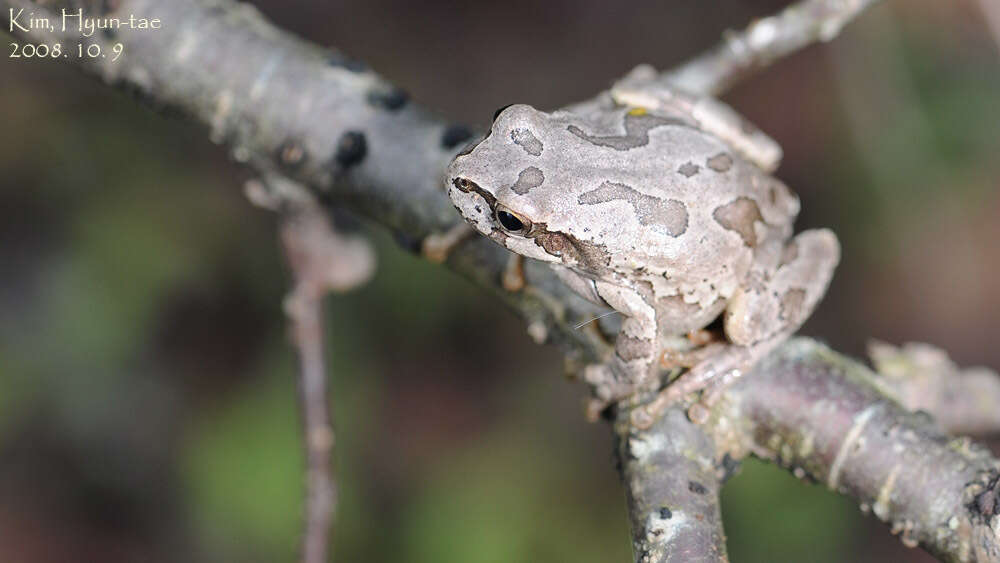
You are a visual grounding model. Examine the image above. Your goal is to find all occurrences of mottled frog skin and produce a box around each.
[447,74,839,426]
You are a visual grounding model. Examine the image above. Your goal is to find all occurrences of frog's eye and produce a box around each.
[495,205,531,234]
[453,177,477,193]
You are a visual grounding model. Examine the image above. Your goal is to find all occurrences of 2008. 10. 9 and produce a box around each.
[9,42,125,62]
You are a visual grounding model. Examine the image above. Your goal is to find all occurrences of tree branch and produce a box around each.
[284,232,337,563]
[9,1,996,561]
[664,0,883,96]
[708,339,1000,563]
[616,407,728,562]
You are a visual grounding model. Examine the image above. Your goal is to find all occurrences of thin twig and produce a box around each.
[283,253,336,563]
[869,340,1000,437]
[252,177,375,563]
[975,0,1000,55]
[664,0,883,95]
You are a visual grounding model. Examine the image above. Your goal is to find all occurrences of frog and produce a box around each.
[445,65,840,427]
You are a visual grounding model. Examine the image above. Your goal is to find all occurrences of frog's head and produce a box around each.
[446,104,575,266]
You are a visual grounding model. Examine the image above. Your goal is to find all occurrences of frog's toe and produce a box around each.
[421,223,474,264]
[630,405,657,429]
[501,254,525,292]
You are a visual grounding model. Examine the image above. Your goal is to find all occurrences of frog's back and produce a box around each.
[458,103,799,282]
[539,106,800,254]
[561,107,796,220]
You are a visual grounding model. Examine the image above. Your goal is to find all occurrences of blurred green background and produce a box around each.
[2,0,999,561]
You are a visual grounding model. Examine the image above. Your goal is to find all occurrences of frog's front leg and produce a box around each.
[631,229,840,428]
[583,281,661,420]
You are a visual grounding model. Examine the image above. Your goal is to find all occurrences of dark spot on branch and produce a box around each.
[366,87,409,111]
[441,125,474,149]
[973,474,1000,519]
[688,481,708,495]
[719,453,741,483]
[334,131,367,169]
[659,507,672,519]
[327,51,367,72]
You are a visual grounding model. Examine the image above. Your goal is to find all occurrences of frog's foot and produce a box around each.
[502,254,526,292]
[583,363,640,422]
[632,343,769,429]
[687,328,722,348]
[660,340,727,370]
[634,334,794,428]
[421,223,474,264]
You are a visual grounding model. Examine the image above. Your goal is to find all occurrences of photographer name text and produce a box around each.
[9,8,161,37]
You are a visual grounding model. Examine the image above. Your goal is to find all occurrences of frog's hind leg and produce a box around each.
[660,341,727,371]
[631,229,840,428]
[660,329,728,370]
[725,229,840,346]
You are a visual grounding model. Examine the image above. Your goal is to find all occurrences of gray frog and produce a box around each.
[446,66,839,427]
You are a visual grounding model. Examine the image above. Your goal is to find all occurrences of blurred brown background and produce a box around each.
[1,0,999,561]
